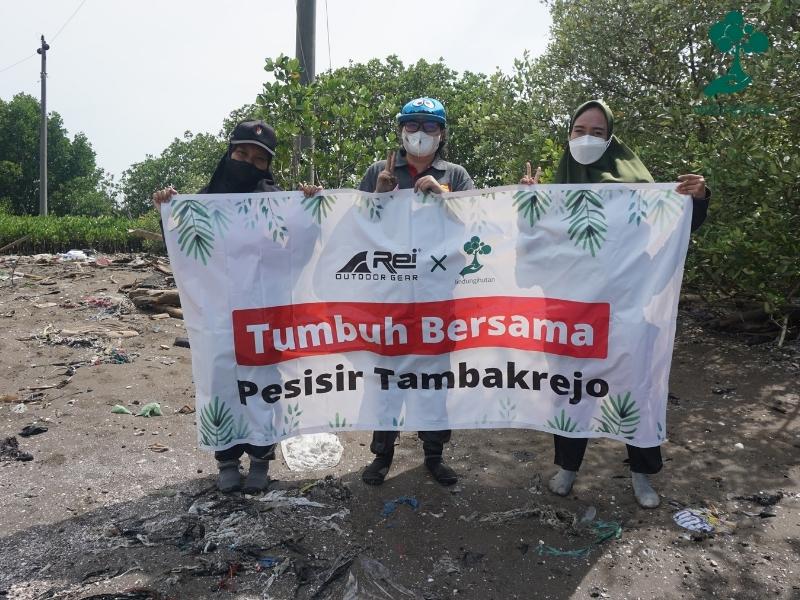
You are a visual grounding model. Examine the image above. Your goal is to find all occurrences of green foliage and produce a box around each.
[530,0,799,314]
[251,55,552,190]
[0,212,161,253]
[0,94,115,216]
[120,131,226,217]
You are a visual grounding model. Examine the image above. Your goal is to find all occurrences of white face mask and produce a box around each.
[402,130,440,157]
[569,135,611,165]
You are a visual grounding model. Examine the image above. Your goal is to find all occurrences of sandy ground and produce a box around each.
[0,255,798,600]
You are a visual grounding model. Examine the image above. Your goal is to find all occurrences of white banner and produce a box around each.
[162,183,692,450]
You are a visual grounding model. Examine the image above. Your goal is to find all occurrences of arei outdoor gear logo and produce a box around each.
[704,11,769,97]
[459,236,492,277]
[336,249,418,281]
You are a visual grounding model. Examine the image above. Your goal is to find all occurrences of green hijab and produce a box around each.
[553,100,654,184]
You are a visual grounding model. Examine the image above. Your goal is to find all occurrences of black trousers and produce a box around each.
[215,443,276,462]
[553,435,662,474]
[370,430,451,460]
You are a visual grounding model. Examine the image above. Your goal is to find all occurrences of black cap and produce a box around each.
[229,120,277,156]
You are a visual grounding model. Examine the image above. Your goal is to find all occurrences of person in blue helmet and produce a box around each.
[358,97,474,196]
[359,97,474,487]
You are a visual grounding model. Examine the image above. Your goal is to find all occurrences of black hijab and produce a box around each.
[200,146,280,194]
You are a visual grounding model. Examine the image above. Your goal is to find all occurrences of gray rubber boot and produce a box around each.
[243,457,271,493]
[631,472,660,508]
[548,468,577,496]
[217,459,241,493]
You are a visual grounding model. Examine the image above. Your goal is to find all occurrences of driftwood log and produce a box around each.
[126,288,183,319]
[128,228,164,242]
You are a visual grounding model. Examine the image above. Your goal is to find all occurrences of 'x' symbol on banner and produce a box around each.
[431,255,447,272]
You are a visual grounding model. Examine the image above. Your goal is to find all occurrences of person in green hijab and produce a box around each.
[523,100,710,508]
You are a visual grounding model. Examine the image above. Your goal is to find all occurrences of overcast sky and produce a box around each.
[0,1,551,180]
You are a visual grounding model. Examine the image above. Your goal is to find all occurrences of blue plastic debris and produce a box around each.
[381,496,419,518]
[257,557,281,569]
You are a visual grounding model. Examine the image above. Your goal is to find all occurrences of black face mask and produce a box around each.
[220,155,271,193]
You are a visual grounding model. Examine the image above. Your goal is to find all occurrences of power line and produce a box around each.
[0,53,36,75]
[51,0,88,42]
[0,0,87,76]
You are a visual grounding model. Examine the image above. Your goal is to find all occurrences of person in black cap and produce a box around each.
[153,119,316,494]
[153,119,281,203]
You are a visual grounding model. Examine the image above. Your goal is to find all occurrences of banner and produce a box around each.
[162,183,692,450]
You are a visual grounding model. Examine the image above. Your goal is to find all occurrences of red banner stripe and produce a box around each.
[232,296,609,366]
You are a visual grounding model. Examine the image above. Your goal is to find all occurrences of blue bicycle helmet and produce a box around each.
[396,97,447,127]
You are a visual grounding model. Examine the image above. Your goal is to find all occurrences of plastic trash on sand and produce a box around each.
[61,249,88,261]
[343,557,422,600]
[281,433,343,471]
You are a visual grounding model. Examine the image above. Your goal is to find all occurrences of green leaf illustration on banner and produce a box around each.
[232,414,251,440]
[236,197,258,228]
[356,196,383,221]
[547,409,578,432]
[648,190,683,229]
[199,396,234,446]
[172,198,214,264]
[471,202,491,232]
[391,416,405,427]
[594,392,640,439]
[513,189,552,227]
[417,191,431,204]
[282,402,302,436]
[626,190,648,227]
[301,194,336,223]
[474,414,488,426]
[236,197,289,242]
[263,420,278,442]
[210,205,231,236]
[656,421,664,442]
[498,397,516,421]
[261,197,289,243]
[329,412,350,428]
[564,190,606,256]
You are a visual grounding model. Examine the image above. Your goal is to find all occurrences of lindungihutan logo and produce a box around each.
[459,236,492,277]
[704,11,769,97]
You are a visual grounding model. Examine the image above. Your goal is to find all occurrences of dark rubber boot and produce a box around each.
[217,459,241,493]
[243,457,271,494]
[362,454,393,486]
[425,457,458,486]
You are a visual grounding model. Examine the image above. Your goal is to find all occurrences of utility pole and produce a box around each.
[37,35,49,216]
[295,0,315,184]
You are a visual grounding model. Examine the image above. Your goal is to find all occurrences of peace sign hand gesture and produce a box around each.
[520,161,541,185]
[375,151,397,193]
